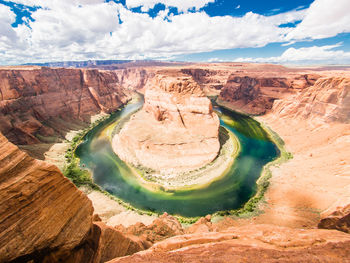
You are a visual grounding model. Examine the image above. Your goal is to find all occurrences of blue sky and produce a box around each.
[0,0,349,65]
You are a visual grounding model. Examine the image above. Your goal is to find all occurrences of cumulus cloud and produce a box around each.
[0,0,307,64]
[0,5,18,49]
[0,0,349,65]
[287,0,350,40]
[235,44,350,64]
[125,0,215,12]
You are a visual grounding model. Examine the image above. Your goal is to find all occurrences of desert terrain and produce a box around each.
[0,63,350,262]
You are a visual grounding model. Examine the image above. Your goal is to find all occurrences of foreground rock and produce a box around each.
[0,132,93,262]
[0,132,144,262]
[319,204,350,233]
[113,75,220,173]
[109,224,350,263]
[115,213,184,245]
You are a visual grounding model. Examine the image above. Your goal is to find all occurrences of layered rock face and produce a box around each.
[218,73,319,115]
[0,67,151,145]
[272,77,350,123]
[0,132,93,262]
[113,75,220,173]
[0,132,145,262]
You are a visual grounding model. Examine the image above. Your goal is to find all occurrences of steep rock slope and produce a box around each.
[0,67,151,145]
[113,75,220,173]
[218,73,319,115]
[0,132,93,262]
[272,77,350,123]
[0,132,145,262]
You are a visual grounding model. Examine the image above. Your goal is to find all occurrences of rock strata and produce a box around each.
[0,67,150,145]
[0,132,146,262]
[0,132,93,262]
[113,75,220,173]
[218,73,319,115]
[272,77,350,123]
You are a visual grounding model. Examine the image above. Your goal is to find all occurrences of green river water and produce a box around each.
[75,98,279,217]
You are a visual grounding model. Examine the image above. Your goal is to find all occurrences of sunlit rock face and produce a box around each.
[113,75,220,173]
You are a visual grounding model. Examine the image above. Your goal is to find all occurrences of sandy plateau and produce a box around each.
[1,64,350,262]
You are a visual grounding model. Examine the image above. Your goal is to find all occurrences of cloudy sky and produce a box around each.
[0,0,349,65]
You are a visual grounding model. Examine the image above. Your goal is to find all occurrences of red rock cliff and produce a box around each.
[0,67,150,145]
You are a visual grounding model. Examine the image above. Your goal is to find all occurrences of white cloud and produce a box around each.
[0,0,349,65]
[0,5,18,49]
[125,0,215,12]
[0,1,307,65]
[235,44,350,64]
[287,0,350,40]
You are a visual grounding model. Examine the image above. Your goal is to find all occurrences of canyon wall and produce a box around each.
[272,77,350,123]
[218,73,320,115]
[0,67,149,145]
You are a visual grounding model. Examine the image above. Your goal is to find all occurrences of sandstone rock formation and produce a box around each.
[0,132,145,262]
[115,213,184,245]
[0,132,93,262]
[272,77,350,123]
[0,67,150,145]
[319,204,350,233]
[113,75,220,173]
[218,73,319,115]
[109,224,350,263]
[1,64,350,263]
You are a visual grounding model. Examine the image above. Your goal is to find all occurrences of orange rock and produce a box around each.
[273,77,350,123]
[108,224,350,263]
[0,67,141,145]
[319,204,350,233]
[115,213,184,244]
[0,132,93,262]
[113,75,220,173]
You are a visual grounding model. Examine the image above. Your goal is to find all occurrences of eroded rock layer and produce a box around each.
[0,67,149,145]
[272,77,350,123]
[113,75,220,173]
[0,132,93,262]
[218,73,320,115]
[0,132,146,262]
[109,224,350,263]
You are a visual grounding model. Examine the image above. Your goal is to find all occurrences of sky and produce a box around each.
[0,0,350,65]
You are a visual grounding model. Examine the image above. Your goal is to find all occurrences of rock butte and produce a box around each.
[0,63,350,262]
[112,75,220,173]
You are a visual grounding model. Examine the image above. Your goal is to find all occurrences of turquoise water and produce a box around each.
[75,99,279,217]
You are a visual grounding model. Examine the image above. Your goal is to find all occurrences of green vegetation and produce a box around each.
[213,120,293,219]
[63,115,110,188]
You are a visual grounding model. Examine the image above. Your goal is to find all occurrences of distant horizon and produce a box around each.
[9,59,350,69]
